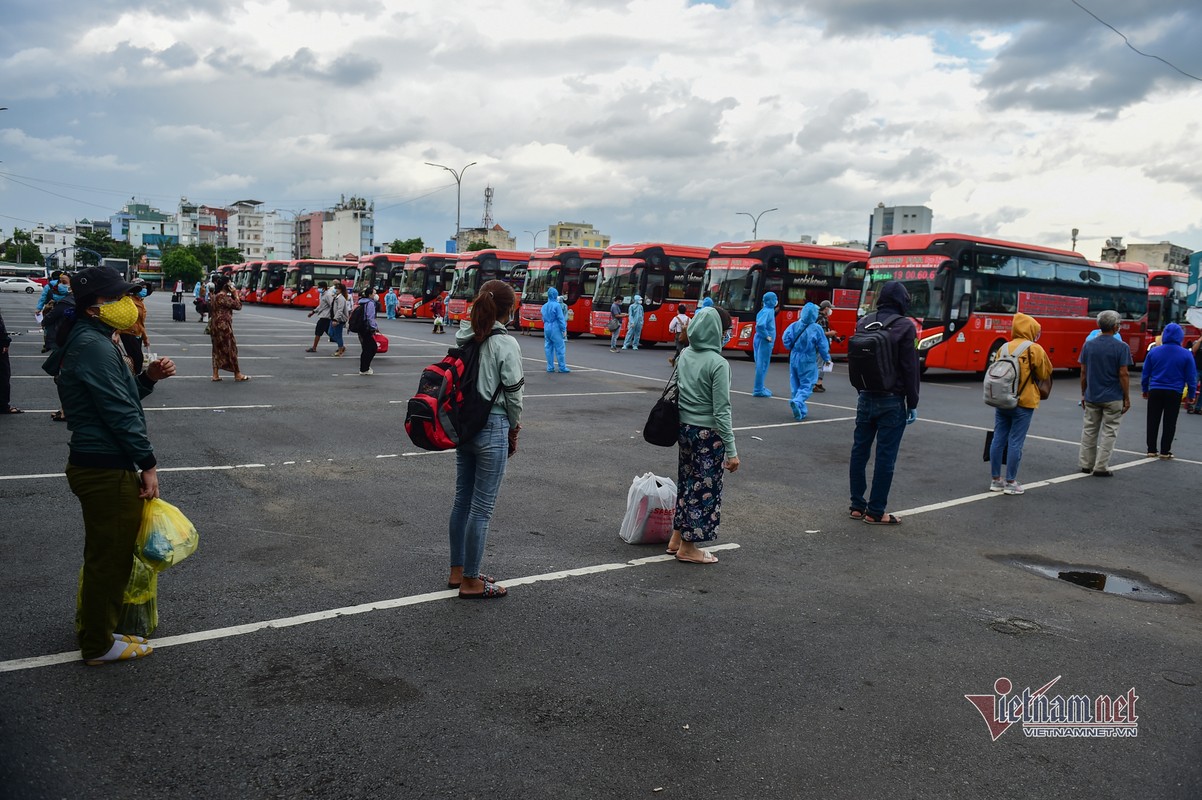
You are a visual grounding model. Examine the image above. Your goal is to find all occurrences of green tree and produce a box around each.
[73,229,117,266]
[160,248,204,286]
[464,239,491,252]
[217,247,243,265]
[388,237,424,255]
[2,228,43,266]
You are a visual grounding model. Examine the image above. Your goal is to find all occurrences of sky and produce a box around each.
[1,0,1200,258]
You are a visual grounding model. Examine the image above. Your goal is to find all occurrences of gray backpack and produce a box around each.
[983,340,1033,409]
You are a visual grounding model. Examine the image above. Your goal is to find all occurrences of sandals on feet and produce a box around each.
[448,573,495,589]
[863,513,902,525]
[234,375,251,382]
[849,508,866,520]
[675,551,719,564]
[4,406,23,414]
[457,582,507,600]
[84,640,153,666]
[304,348,317,353]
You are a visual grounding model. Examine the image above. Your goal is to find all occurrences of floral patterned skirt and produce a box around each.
[674,423,725,542]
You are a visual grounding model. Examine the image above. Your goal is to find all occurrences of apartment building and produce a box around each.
[548,221,611,250]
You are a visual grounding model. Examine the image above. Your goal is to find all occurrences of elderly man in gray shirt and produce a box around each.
[1078,309,1133,477]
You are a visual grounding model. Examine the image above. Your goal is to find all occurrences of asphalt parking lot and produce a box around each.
[1,291,1199,799]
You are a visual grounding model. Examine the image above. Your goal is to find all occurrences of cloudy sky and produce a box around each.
[2,0,1200,257]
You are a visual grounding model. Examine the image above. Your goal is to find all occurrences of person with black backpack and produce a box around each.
[445,279,524,599]
[846,280,920,525]
[350,286,379,375]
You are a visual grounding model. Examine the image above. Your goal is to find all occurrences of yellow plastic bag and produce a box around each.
[75,556,158,638]
[136,498,199,572]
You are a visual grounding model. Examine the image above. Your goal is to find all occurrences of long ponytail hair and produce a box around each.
[469,279,515,342]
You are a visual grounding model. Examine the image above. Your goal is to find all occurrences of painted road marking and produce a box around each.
[0,543,744,674]
[9,405,274,414]
[734,416,856,432]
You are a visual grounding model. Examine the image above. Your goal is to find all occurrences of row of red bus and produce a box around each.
[213,233,1196,372]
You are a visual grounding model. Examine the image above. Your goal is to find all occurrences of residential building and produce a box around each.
[455,224,517,252]
[296,212,327,259]
[31,224,76,264]
[226,200,267,260]
[548,221,611,250]
[868,203,933,249]
[263,212,296,261]
[320,196,374,259]
[110,201,172,244]
[128,218,179,259]
[1099,237,1192,270]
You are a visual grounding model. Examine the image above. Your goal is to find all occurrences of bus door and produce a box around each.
[573,261,601,336]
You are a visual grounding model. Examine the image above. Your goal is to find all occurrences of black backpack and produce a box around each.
[347,303,367,334]
[404,330,505,451]
[847,313,902,393]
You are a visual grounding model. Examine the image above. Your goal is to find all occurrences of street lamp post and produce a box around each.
[524,230,545,250]
[736,207,778,239]
[425,161,477,248]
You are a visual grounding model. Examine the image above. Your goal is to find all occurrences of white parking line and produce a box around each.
[0,543,743,673]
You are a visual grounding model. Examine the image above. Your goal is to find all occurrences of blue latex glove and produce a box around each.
[906,409,918,425]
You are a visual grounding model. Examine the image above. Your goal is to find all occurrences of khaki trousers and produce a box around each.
[1079,400,1124,472]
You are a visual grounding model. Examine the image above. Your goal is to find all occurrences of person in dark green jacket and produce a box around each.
[43,266,177,666]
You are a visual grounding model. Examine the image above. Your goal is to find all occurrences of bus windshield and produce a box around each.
[705,258,761,314]
[451,267,479,300]
[401,267,427,294]
[284,269,301,290]
[594,264,638,305]
[522,263,560,304]
[861,261,945,323]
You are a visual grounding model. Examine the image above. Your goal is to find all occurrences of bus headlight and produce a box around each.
[739,326,752,340]
[917,332,945,351]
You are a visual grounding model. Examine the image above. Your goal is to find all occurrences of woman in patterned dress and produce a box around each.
[209,275,249,382]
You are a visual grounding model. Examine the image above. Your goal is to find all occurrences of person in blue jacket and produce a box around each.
[1141,322,1197,459]
[781,302,830,421]
[541,287,569,372]
[622,294,644,350]
[752,291,778,397]
[36,271,71,353]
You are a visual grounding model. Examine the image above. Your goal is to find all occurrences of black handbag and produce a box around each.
[643,369,680,447]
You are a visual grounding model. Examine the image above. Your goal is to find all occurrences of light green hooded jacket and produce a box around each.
[675,306,736,457]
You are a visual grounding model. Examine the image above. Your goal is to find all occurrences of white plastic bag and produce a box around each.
[619,473,677,544]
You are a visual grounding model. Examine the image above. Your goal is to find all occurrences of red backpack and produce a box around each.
[404,330,504,450]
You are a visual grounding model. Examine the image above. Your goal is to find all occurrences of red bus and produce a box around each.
[706,241,868,357]
[358,253,407,297]
[588,243,710,346]
[862,233,1149,372]
[233,262,262,302]
[281,259,360,309]
[398,253,457,318]
[254,260,291,305]
[518,247,604,335]
[1146,267,1198,345]
[446,250,531,322]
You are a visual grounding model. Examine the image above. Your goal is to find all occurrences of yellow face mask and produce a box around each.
[95,296,140,331]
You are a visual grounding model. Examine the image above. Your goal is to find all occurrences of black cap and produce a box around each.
[819,299,834,309]
[72,266,136,302]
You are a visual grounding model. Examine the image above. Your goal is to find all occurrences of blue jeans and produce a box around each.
[328,322,345,349]
[610,327,621,349]
[449,414,510,579]
[849,393,908,517]
[991,406,1034,482]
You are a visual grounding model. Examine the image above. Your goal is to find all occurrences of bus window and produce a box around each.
[977,253,1020,276]
[1018,258,1057,282]
[581,265,599,300]
[644,269,668,308]
[841,262,866,288]
[713,269,760,313]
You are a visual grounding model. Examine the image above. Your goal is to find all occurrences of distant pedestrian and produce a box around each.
[384,287,398,320]
[752,292,777,397]
[42,264,177,666]
[328,283,350,357]
[1078,310,1132,477]
[987,313,1052,496]
[812,300,839,393]
[668,304,690,366]
[541,287,569,372]
[848,281,919,525]
[194,280,210,324]
[357,286,380,375]
[665,306,739,565]
[118,284,150,375]
[447,279,524,599]
[171,279,184,304]
[781,302,830,421]
[622,294,644,350]
[430,297,446,334]
[37,271,71,353]
[1,300,19,414]
[209,275,248,382]
[305,281,332,352]
[608,297,626,351]
[1141,322,1196,459]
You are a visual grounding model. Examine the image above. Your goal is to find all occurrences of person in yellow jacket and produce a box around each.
[989,313,1053,495]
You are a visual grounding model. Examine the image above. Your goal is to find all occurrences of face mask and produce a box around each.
[94,296,139,331]
[138,289,148,298]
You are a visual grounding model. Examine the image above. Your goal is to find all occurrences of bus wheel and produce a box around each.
[567,331,583,339]
[743,350,756,361]
[639,340,657,348]
[981,339,1006,374]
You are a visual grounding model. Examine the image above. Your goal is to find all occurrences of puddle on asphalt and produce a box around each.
[991,555,1191,604]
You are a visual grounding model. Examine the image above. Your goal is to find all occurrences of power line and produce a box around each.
[1069,0,1202,82]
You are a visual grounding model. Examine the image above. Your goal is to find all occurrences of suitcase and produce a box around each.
[172,303,186,322]
[373,332,389,353]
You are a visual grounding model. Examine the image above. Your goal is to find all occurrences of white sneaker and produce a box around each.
[989,479,1005,492]
[360,369,374,376]
[1003,481,1024,495]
